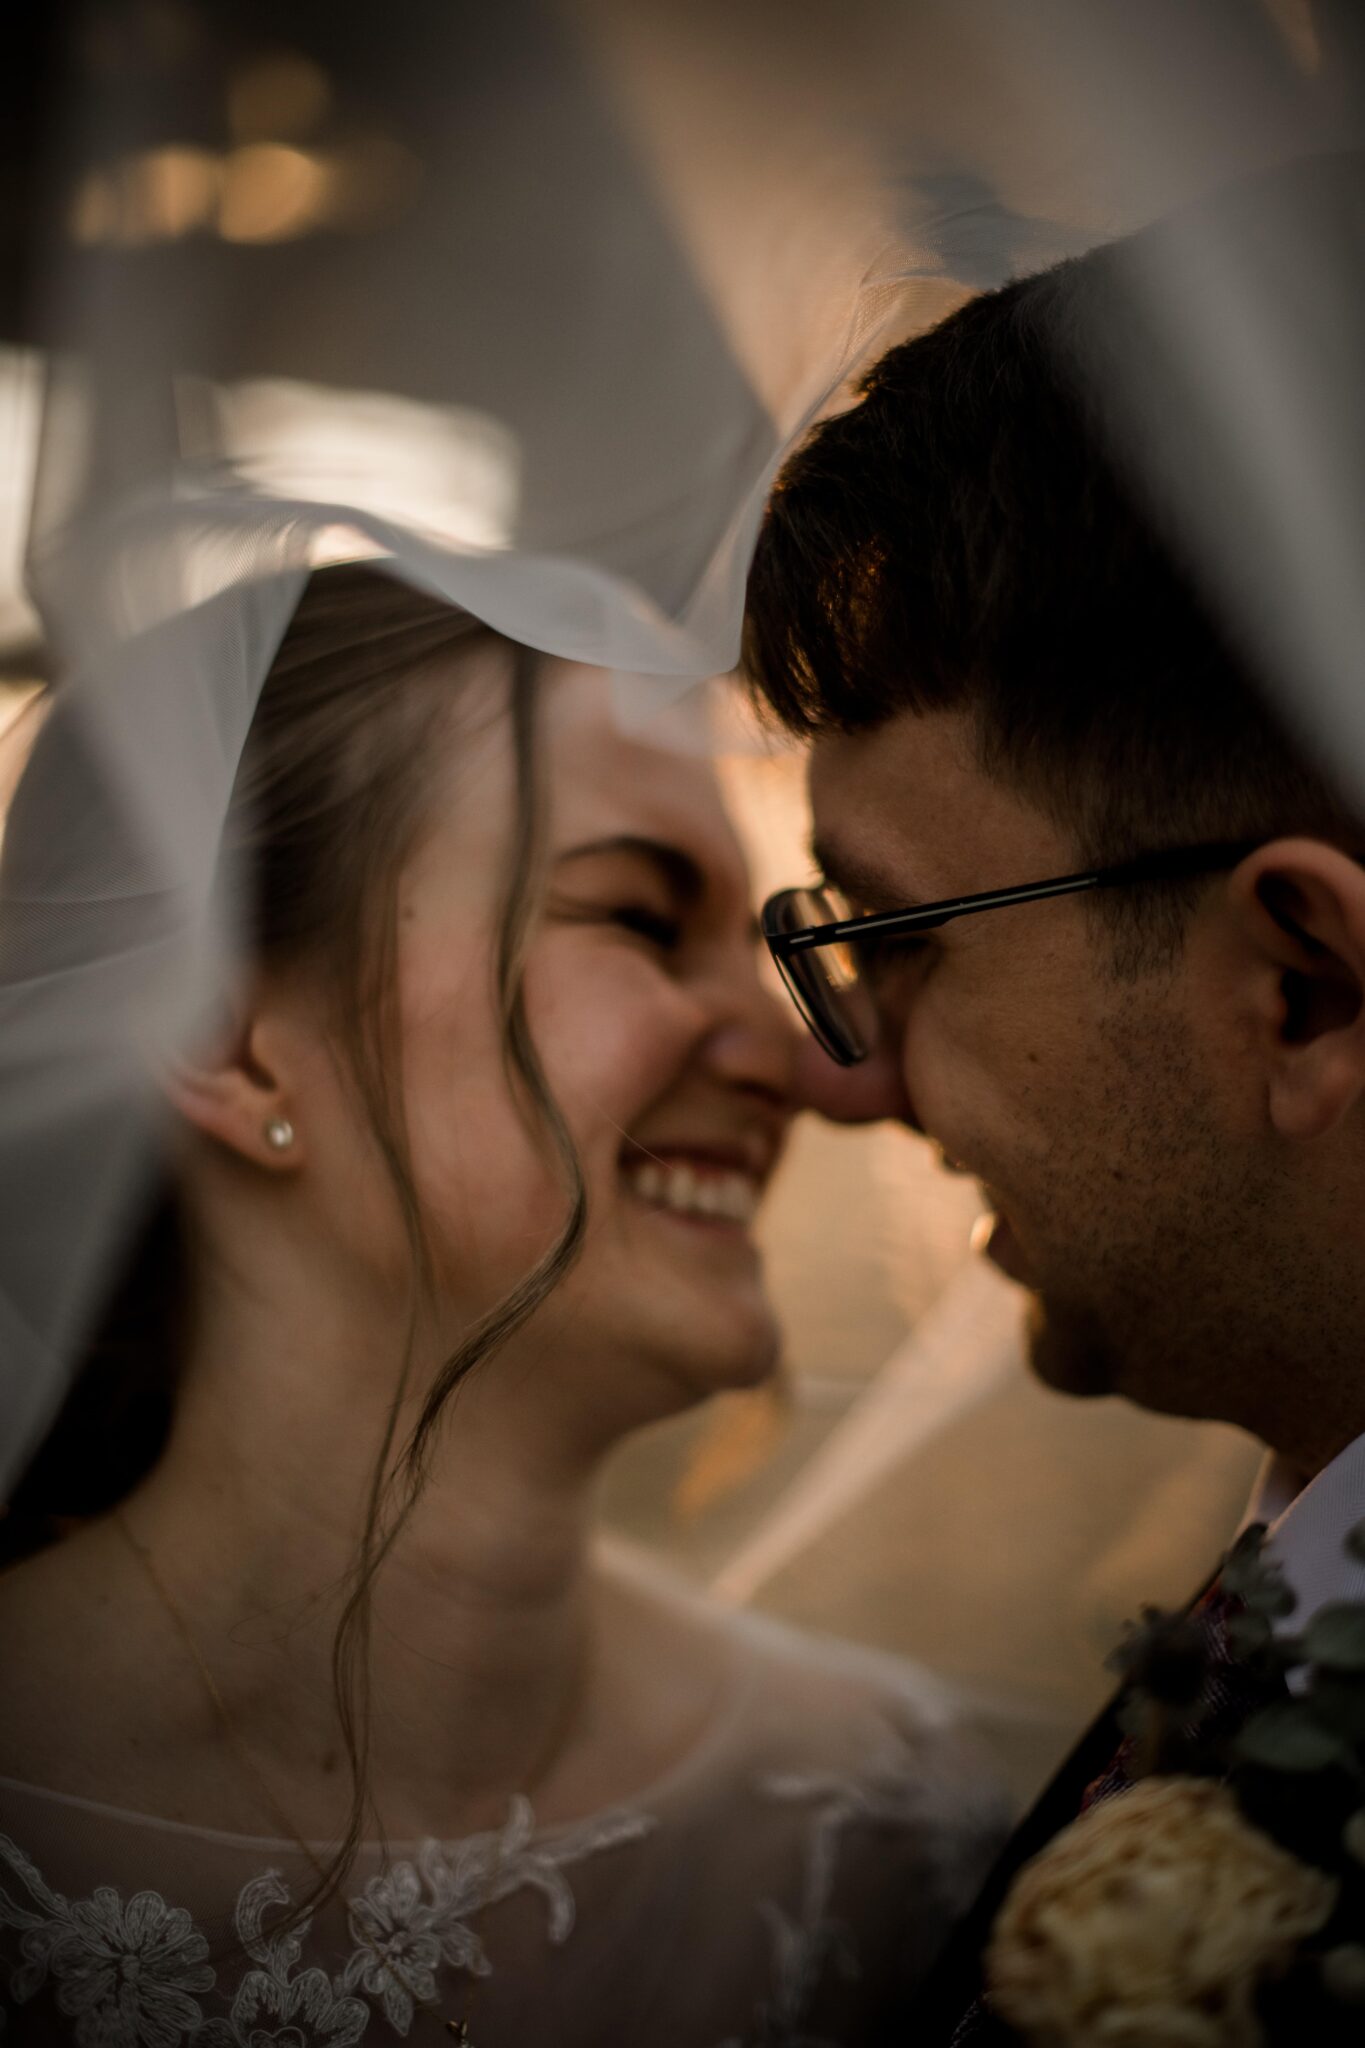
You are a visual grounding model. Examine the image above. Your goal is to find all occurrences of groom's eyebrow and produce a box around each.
[809,833,916,912]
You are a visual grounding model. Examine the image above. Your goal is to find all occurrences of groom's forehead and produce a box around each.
[807,705,1070,900]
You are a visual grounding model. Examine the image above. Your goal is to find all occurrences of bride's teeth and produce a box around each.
[624,1158,759,1222]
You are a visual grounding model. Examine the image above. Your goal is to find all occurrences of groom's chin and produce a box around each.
[1024,1295,1123,1401]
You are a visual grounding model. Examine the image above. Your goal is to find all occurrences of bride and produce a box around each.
[0,564,1004,2047]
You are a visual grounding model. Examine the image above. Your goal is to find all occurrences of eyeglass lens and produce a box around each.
[767,886,878,1066]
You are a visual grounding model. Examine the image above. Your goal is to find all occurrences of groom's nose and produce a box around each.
[793,1035,917,1128]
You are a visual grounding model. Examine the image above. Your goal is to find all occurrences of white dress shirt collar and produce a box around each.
[1251,1430,1365,1632]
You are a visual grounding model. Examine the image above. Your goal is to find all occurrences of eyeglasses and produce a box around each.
[761,839,1260,1066]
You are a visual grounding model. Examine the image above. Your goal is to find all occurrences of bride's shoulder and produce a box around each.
[0,1522,173,1798]
[592,1541,1011,1927]
[594,1539,1003,1793]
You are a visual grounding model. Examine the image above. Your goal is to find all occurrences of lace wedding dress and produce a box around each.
[0,1592,1006,2048]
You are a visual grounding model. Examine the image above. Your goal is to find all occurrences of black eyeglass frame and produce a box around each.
[762,838,1262,1066]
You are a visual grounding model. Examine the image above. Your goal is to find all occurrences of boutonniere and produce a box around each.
[984,1522,1365,2047]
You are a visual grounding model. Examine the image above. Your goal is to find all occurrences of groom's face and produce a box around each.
[801,706,1274,1427]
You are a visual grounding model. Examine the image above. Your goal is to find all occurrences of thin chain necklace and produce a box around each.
[111,1507,587,2045]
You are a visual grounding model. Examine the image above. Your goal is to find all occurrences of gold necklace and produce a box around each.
[111,1507,587,2044]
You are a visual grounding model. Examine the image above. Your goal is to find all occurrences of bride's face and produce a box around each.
[292,658,796,1422]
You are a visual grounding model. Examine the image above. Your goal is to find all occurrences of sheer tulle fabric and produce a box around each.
[4,0,1365,1559]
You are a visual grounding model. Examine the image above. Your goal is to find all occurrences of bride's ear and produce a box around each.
[163,1000,306,1172]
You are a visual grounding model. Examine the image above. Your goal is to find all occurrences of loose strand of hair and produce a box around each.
[281,642,587,1939]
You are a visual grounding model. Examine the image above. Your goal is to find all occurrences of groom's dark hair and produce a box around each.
[743,176,1359,965]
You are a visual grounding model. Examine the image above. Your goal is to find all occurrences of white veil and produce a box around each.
[4,0,1364,1521]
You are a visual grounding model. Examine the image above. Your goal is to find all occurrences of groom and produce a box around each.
[744,166,1365,2036]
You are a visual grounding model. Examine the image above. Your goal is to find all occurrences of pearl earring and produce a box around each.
[264,1116,295,1151]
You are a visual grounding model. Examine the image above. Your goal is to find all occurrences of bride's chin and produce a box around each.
[627,1305,780,1404]
[689,1310,782,1394]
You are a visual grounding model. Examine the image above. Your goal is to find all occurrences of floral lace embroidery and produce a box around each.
[194,1873,369,2048]
[338,1801,653,2035]
[719,1737,946,2048]
[0,1802,654,2045]
[0,1832,216,2048]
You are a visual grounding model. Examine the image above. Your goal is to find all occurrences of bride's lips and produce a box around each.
[618,1141,774,1233]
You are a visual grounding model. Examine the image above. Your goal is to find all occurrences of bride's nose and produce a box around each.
[699,962,799,1107]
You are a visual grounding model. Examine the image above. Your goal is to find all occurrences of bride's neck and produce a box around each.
[119,1300,609,1834]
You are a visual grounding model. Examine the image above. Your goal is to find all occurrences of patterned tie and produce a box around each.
[911,1577,1277,2047]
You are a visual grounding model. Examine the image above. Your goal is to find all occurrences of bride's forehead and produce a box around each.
[422,655,737,874]
[538,659,681,760]
[557,740,729,849]
[541,665,727,818]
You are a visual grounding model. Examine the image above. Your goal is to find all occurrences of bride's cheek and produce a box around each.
[525,945,677,1101]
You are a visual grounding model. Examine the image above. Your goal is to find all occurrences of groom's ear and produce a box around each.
[1226,839,1365,1141]
[163,991,306,1172]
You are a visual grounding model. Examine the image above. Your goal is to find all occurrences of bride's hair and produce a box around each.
[0,561,587,1914]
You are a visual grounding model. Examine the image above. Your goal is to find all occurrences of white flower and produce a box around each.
[986,1778,1338,2048]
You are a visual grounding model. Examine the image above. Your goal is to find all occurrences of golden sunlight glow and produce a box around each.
[217,144,334,245]
[0,686,46,857]
[69,148,221,247]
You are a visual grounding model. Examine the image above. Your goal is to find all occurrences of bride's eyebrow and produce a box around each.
[554,834,704,904]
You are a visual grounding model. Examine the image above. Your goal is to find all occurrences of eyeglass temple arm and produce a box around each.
[771,839,1263,957]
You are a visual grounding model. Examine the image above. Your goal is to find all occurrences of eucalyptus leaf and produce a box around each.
[1221,1524,1271,1596]
[1116,1694,1148,1741]
[1308,1672,1365,1742]
[1242,1574,1298,1620]
[1227,1610,1273,1658]
[1107,1608,1209,1710]
[1236,1702,1350,1773]
[1221,1556,1297,1635]
[1304,1604,1365,1673]
[1321,1945,1365,2006]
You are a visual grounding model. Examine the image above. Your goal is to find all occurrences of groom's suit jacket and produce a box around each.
[908,1675,1134,2044]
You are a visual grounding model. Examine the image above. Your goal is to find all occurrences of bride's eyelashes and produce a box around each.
[549,893,684,952]
[607,904,683,951]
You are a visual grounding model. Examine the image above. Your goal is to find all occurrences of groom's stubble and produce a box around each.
[1010,974,1347,1468]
